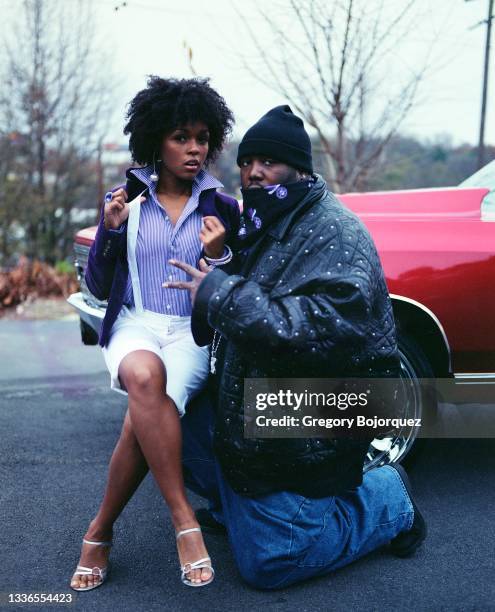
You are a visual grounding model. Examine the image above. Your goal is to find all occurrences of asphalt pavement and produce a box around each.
[1,319,495,612]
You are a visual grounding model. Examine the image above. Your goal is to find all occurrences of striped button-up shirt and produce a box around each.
[123,166,223,316]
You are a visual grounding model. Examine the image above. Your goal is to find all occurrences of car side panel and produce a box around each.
[360,219,495,373]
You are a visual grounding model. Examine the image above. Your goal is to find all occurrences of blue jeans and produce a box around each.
[182,393,414,590]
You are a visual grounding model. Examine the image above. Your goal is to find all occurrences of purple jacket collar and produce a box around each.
[125,166,225,218]
[86,167,240,347]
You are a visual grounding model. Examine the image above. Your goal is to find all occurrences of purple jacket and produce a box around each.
[85,170,240,347]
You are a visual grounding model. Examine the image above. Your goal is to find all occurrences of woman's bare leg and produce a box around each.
[71,349,211,587]
[119,350,211,584]
[94,410,150,527]
[70,410,150,589]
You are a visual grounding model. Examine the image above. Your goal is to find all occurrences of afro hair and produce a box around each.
[124,76,234,166]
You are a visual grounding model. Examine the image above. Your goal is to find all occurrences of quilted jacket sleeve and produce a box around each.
[194,240,377,366]
[200,272,369,352]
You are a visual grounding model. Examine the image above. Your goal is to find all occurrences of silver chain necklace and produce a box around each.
[210,331,222,374]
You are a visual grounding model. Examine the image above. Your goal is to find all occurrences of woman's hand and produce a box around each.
[104,188,131,230]
[200,216,226,259]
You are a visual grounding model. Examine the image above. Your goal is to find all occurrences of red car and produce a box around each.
[68,161,495,467]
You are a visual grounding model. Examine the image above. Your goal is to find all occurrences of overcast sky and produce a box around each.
[90,0,493,147]
[6,0,495,147]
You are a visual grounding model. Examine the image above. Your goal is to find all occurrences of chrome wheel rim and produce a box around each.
[364,349,422,471]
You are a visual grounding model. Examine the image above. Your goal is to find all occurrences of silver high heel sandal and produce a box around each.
[176,527,215,587]
[70,538,112,592]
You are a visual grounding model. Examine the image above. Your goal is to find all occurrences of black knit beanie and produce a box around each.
[237,105,313,173]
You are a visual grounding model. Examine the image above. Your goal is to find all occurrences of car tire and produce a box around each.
[80,319,99,345]
[364,332,437,471]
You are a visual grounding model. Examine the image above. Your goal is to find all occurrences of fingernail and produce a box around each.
[169,259,175,264]
[162,283,168,288]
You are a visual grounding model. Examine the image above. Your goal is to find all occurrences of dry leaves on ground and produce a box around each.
[0,257,79,313]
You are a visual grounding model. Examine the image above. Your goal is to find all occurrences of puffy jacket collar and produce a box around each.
[267,174,329,241]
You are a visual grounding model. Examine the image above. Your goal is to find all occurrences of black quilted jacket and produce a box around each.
[194,176,400,498]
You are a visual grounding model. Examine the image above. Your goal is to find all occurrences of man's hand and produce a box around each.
[200,216,226,259]
[163,258,212,305]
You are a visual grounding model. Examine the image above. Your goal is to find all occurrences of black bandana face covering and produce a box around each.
[234,179,315,250]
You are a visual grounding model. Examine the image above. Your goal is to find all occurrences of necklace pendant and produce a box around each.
[210,356,217,374]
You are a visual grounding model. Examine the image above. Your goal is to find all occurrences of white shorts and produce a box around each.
[102,306,210,417]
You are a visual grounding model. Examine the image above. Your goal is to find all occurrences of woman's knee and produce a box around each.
[119,352,166,397]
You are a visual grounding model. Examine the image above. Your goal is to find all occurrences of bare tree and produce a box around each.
[0,0,117,264]
[236,0,429,192]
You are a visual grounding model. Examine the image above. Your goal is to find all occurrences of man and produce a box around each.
[167,105,426,589]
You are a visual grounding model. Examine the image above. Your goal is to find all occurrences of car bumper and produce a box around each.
[67,292,104,336]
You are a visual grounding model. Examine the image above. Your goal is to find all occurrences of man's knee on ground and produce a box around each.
[234,546,286,590]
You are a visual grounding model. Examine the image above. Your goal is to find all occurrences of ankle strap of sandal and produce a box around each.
[82,538,112,547]
[176,527,201,540]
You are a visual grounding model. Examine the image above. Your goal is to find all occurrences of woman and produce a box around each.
[70,77,238,590]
